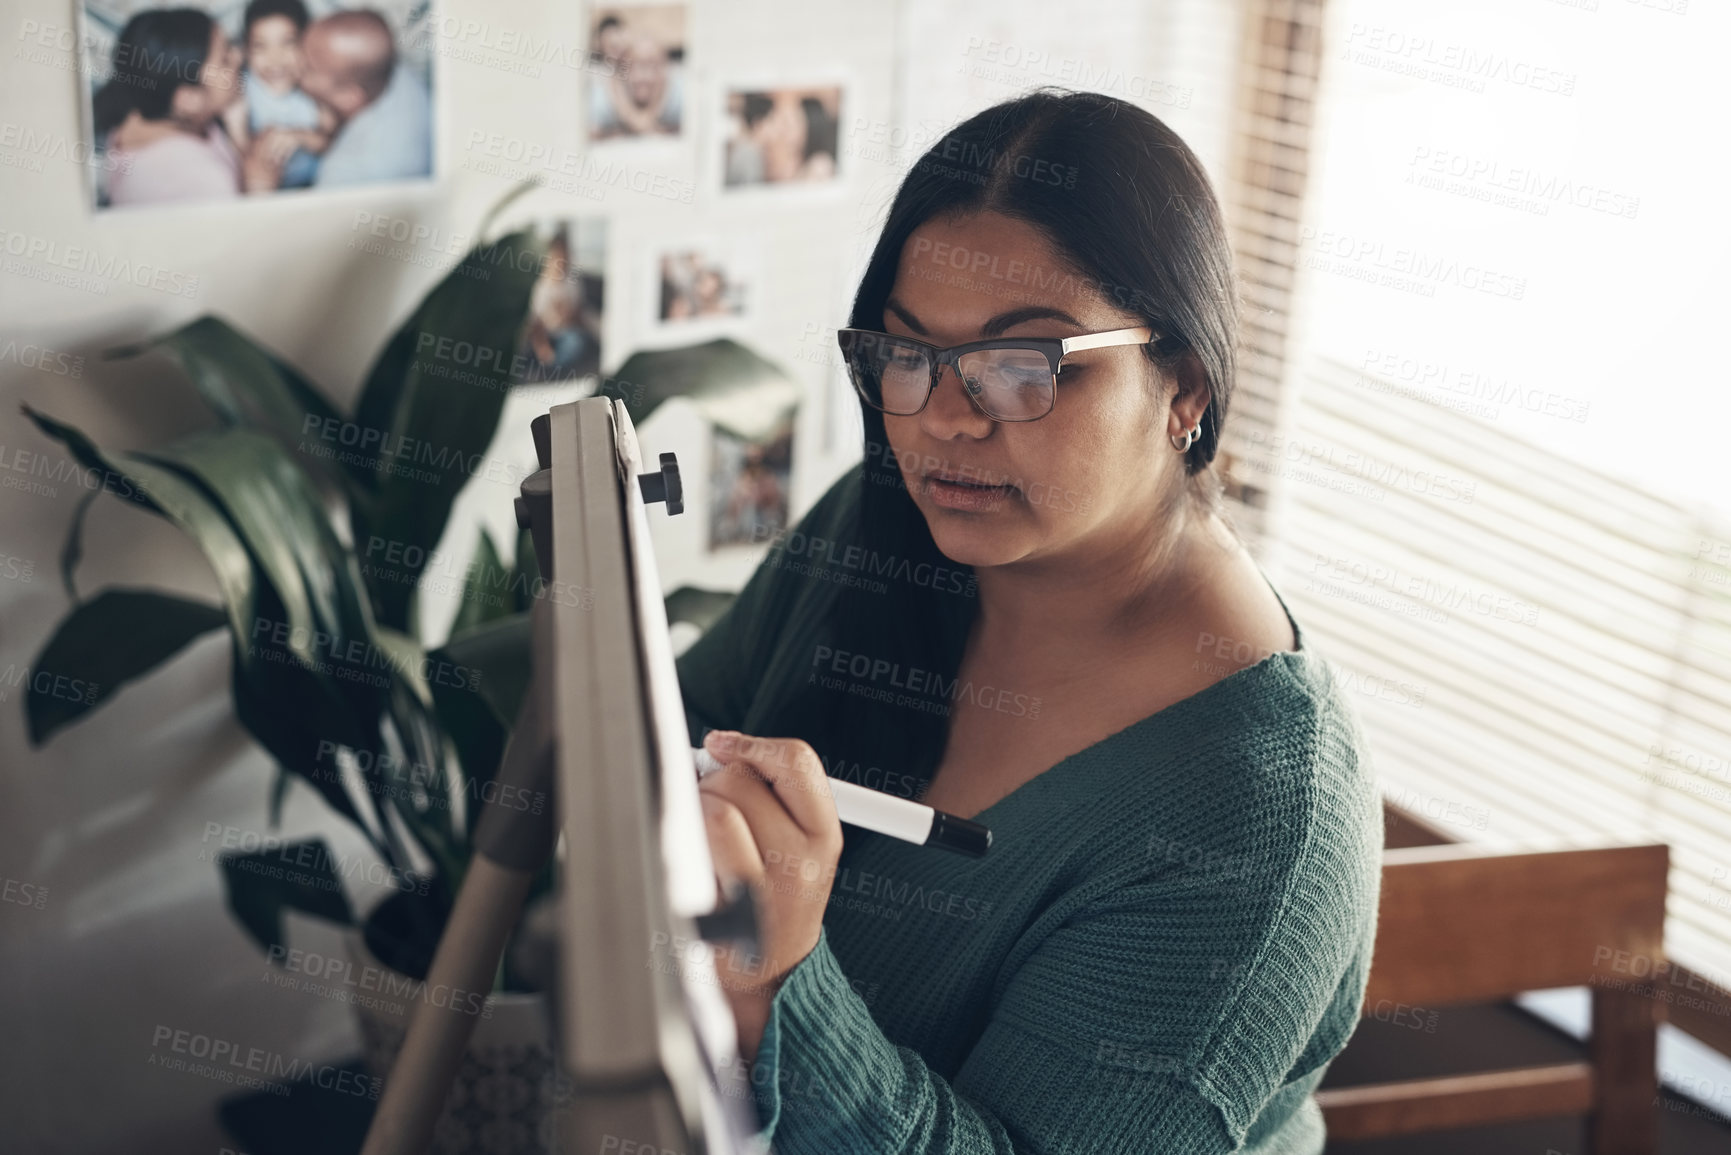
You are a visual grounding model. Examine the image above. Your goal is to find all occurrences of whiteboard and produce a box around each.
[548,398,764,1154]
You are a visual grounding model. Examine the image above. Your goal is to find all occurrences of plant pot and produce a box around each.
[344,929,563,1155]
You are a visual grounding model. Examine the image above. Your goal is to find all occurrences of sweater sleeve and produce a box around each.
[746,779,1377,1153]
[748,925,1238,1154]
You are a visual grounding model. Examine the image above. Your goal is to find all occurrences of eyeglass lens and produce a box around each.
[845,333,1053,420]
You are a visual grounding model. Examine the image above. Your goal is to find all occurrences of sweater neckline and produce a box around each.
[945,570,1317,826]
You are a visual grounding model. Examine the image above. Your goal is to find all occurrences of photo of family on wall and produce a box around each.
[82,0,434,209]
[723,85,841,188]
[510,218,606,386]
[657,246,748,323]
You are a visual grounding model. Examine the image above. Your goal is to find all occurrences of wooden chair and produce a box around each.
[1315,841,1670,1153]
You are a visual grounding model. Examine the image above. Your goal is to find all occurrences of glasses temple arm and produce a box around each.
[1058,327,1159,355]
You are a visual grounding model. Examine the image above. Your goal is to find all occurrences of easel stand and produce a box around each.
[360,405,730,1155]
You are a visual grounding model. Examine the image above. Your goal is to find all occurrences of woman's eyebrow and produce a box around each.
[884,298,928,334]
[981,305,1084,336]
[884,299,1084,337]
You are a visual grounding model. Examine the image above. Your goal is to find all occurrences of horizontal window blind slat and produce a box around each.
[1276,354,1731,980]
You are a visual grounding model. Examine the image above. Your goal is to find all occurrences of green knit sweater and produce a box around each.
[676,468,1384,1154]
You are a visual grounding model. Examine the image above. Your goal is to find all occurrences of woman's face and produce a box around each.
[174,23,244,126]
[880,211,1183,572]
[756,94,807,181]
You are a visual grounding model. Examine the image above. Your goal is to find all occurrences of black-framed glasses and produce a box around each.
[836,326,1159,422]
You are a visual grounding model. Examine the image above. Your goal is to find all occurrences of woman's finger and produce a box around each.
[699,756,804,857]
[704,731,841,848]
[699,792,765,889]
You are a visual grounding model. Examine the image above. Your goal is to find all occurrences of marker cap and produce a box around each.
[925,811,992,858]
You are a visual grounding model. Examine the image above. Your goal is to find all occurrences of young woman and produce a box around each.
[678,89,1383,1154]
[95,8,284,206]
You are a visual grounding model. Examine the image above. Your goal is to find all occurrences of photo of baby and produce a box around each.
[82,0,435,209]
[587,4,686,142]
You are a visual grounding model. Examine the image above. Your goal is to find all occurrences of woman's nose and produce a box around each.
[920,362,994,438]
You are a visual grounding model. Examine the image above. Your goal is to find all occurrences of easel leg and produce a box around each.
[361,857,538,1155]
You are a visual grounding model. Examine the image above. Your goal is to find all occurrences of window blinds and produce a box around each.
[1270,352,1731,1003]
[1219,0,1328,553]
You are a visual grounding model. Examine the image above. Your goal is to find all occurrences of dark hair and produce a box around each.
[243,0,311,39]
[800,96,838,164]
[92,8,214,137]
[761,89,1242,786]
[740,92,774,130]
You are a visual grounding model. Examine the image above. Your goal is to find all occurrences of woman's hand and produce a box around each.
[696,730,842,1062]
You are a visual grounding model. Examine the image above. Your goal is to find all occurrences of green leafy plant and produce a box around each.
[20,195,555,981]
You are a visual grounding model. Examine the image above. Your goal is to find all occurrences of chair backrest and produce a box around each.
[1318,841,1670,1154]
[1368,842,1668,1008]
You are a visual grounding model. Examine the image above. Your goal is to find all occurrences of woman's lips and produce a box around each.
[923,472,1016,511]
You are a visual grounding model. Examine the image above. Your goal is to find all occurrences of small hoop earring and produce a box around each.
[1169,423,1200,452]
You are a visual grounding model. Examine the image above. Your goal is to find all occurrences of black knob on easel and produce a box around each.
[638,452,683,515]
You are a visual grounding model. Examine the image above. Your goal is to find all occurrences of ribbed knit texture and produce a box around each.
[677,469,1384,1154]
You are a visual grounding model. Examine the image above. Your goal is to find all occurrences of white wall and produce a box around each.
[0,0,1238,1147]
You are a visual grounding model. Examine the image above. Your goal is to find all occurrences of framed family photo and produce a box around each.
[651,239,755,335]
[508,217,608,387]
[721,83,842,190]
[707,422,792,551]
[80,0,436,210]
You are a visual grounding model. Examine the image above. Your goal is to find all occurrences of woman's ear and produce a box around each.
[1167,349,1211,440]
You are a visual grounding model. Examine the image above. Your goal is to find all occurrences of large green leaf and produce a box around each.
[349,227,548,631]
[426,637,507,843]
[373,624,434,709]
[59,489,99,601]
[137,428,376,671]
[374,625,471,885]
[26,405,398,849]
[603,338,800,441]
[380,676,467,892]
[433,611,531,731]
[229,630,380,852]
[25,589,226,744]
[217,839,356,957]
[107,315,341,448]
[22,406,259,662]
[511,523,539,614]
[139,431,482,884]
[448,528,515,637]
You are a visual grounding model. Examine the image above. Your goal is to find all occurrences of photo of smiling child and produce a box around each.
[82,0,437,209]
[221,0,336,189]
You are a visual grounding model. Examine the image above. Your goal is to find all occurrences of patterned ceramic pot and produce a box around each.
[344,929,565,1155]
